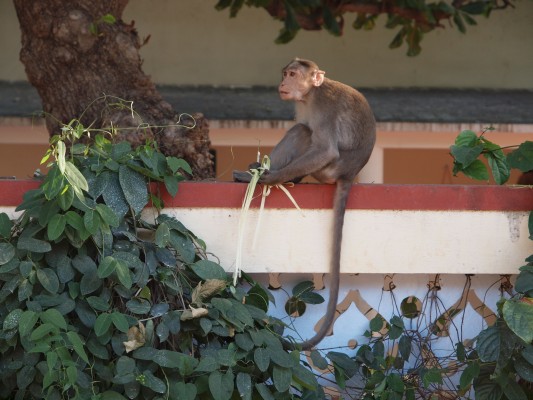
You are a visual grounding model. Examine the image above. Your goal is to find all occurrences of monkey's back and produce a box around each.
[310,78,376,179]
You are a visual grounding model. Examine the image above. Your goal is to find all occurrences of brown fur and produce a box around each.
[234,59,376,349]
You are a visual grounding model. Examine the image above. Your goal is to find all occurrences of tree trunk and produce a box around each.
[13,0,214,179]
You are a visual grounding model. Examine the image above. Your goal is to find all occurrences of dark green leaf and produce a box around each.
[164,175,179,197]
[292,364,318,391]
[115,259,132,289]
[41,308,67,330]
[66,331,89,363]
[80,268,101,295]
[254,348,270,372]
[94,313,112,336]
[97,256,117,278]
[236,372,252,400]
[96,203,120,227]
[502,299,533,343]
[17,236,52,253]
[273,365,291,392]
[399,335,412,360]
[192,260,227,280]
[167,157,191,174]
[208,370,234,400]
[459,361,479,389]
[169,382,197,400]
[0,242,15,265]
[3,308,23,330]
[141,370,166,393]
[507,141,533,172]
[119,165,148,215]
[462,159,489,181]
[169,231,196,263]
[0,212,13,238]
[36,268,59,294]
[102,171,129,218]
[19,310,39,337]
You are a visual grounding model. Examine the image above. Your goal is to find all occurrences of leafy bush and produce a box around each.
[451,129,533,399]
[0,121,322,399]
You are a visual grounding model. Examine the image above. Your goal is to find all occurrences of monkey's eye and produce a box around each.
[289,71,296,77]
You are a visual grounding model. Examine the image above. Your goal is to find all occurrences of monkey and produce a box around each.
[233,58,376,350]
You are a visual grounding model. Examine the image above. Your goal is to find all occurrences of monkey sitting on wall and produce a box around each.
[233,58,376,350]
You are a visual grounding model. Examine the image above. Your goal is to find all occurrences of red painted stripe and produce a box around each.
[2,180,532,211]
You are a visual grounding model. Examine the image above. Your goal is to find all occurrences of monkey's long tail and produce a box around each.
[283,180,351,351]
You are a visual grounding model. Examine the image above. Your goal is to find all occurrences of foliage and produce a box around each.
[215,0,516,56]
[451,130,533,399]
[0,120,323,399]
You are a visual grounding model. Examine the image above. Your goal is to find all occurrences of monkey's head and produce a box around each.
[279,58,325,102]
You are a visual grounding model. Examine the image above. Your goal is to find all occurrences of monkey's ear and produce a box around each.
[312,70,325,87]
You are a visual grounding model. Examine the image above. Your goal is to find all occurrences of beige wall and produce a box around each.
[1,0,533,88]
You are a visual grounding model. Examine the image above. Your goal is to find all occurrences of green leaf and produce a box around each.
[292,364,318,391]
[273,365,291,392]
[421,368,443,388]
[119,165,148,215]
[100,391,128,400]
[166,157,192,174]
[141,370,167,393]
[310,349,329,370]
[514,357,533,382]
[57,140,66,173]
[111,312,130,333]
[41,308,67,330]
[370,316,385,332]
[64,160,89,193]
[0,242,15,265]
[462,159,489,181]
[387,373,405,393]
[30,323,57,341]
[487,153,510,185]
[94,313,112,336]
[65,211,84,230]
[195,356,218,372]
[66,331,89,363]
[192,260,227,280]
[17,236,52,253]
[236,372,252,400]
[169,231,196,263]
[115,259,132,289]
[0,212,13,238]
[80,268,102,295]
[164,175,179,197]
[208,370,234,400]
[155,222,170,247]
[169,382,197,400]
[255,383,275,400]
[455,130,479,146]
[508,141,533,172]
[254,348,270,372]
[96,203,120,227]
[503,379,528,400]
[476,325,501,362]
[36,268,60,294]
[399,335,412,360]
[459,361,479,389]
[515,269,533,294]
[58,186,74,210]
[292,280,314,297]
[83,209,100,235]
[19,310,39,337]
[3,308,23,330]
[502,299,533,343]
[97,256,118,278]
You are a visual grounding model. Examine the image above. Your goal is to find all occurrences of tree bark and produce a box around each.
[13,0,214,179]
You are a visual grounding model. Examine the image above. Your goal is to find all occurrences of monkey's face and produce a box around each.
[279,67,312,101]
[279,66,325,102]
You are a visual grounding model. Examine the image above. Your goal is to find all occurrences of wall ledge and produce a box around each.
[1,180,532,275]
[2,180,533,211]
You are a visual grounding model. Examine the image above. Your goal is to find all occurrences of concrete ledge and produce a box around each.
[1,181,532,275]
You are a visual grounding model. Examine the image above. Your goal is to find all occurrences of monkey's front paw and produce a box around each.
[233,170,253,183]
